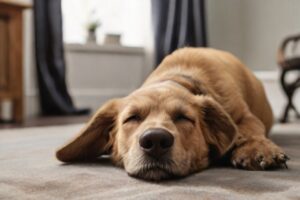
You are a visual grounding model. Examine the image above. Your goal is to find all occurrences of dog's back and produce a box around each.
[144,47,273,134]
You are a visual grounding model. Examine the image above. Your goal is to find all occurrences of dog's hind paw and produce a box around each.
[231,137,290,170]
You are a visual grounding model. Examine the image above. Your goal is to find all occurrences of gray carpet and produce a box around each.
[0,124,299,200]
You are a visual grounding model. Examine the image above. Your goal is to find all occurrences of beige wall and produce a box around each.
[206,0,244,61]
[207,0,300,70]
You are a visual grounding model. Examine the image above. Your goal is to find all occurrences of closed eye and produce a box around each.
[173,113,195,124]
[123,114,142,124]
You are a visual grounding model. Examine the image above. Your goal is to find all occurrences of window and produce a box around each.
[62,0,151,47]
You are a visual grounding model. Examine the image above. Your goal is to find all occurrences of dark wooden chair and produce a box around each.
[277,33,300,123]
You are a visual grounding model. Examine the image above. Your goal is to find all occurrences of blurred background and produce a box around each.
[0,0,300,127]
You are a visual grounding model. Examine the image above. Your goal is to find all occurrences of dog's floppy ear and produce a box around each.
[197,96,238,159]
[56,99,120,162]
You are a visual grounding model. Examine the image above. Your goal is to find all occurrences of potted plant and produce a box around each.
[86,20,101,44]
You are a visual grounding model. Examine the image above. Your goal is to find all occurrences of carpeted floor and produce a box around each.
[0,123,299,200]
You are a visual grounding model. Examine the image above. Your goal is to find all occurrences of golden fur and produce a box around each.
[56,48,288,181]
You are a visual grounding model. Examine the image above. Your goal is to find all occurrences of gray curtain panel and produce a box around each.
[33,0,89,116]
[152,0,207,66]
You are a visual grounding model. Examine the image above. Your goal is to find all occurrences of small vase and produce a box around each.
[87,30,97,44]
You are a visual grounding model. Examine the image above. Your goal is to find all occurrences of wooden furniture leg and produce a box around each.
[13,98,23,123]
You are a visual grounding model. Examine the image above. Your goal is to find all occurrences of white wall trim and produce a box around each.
[25,88,133,98]
[254,70,279,81]
[70,88,134,97]
[65,44,145,55]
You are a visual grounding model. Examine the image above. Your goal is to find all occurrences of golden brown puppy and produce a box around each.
[56,48,289,181]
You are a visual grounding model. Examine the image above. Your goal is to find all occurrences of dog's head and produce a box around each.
[56,82,238,181]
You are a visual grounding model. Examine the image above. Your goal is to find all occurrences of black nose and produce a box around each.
[139,128,174,158]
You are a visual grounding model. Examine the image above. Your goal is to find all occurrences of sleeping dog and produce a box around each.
[56,48,289,181]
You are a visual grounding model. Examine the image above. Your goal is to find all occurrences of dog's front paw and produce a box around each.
[231,138,289,170]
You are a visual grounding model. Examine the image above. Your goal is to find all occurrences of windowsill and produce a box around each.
[64,43,145,55]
